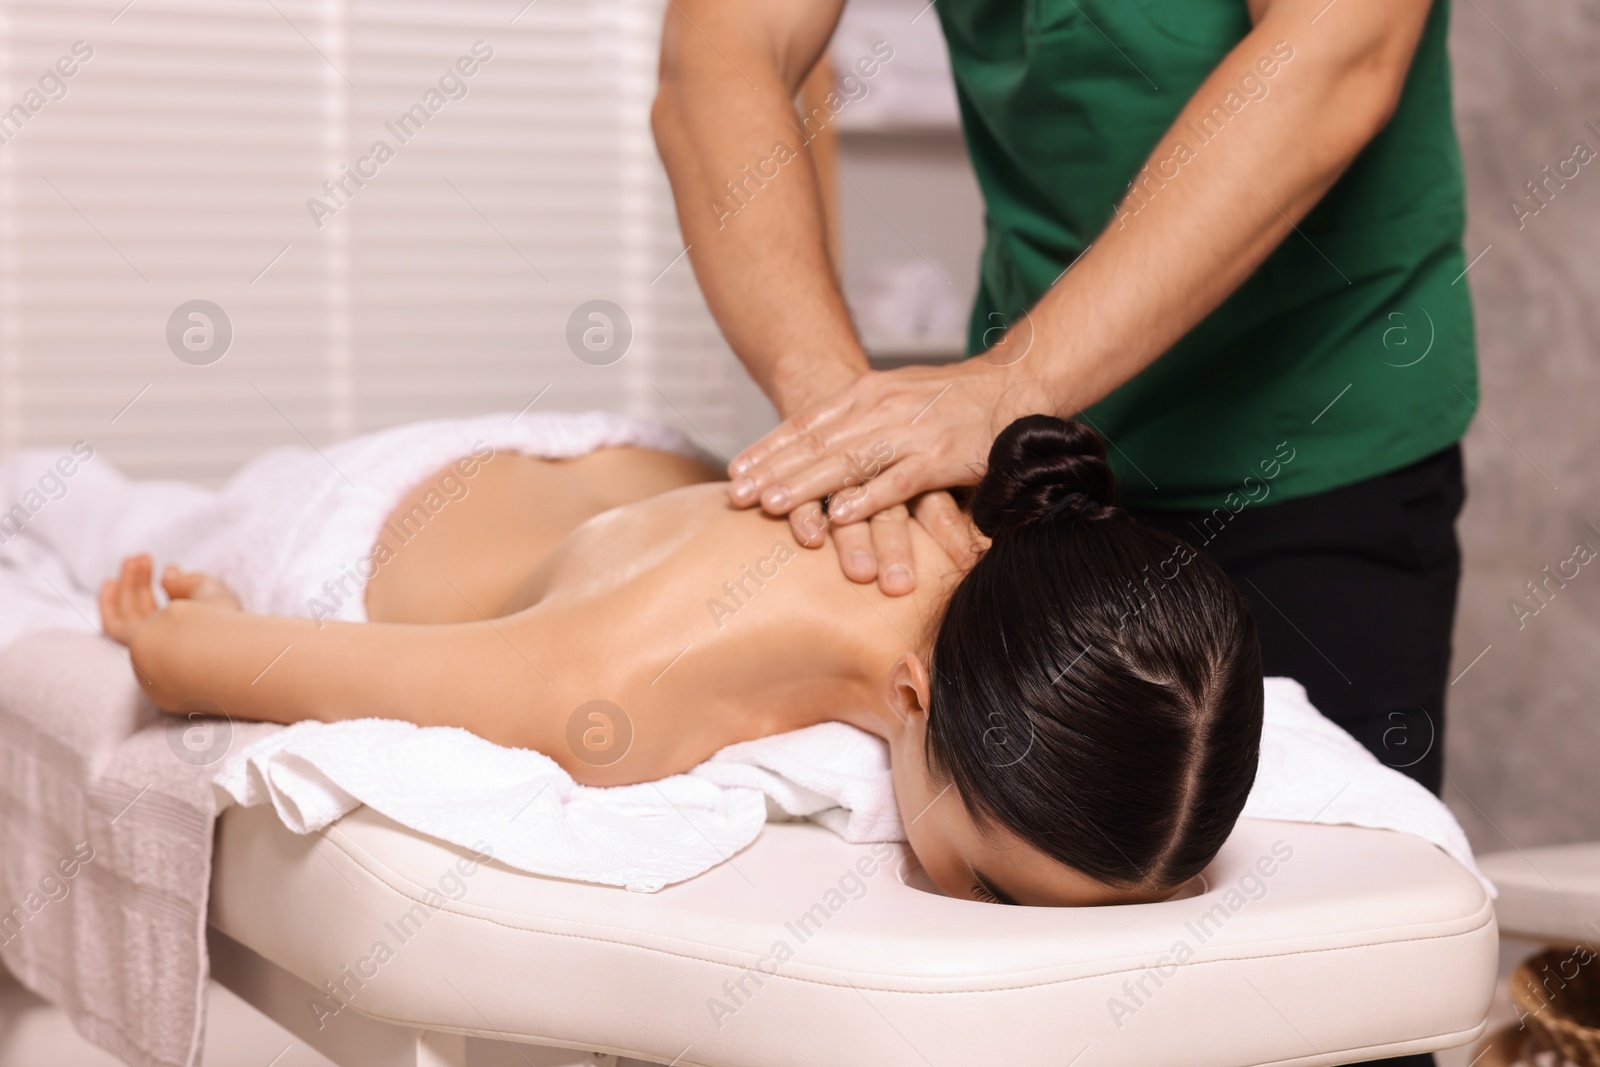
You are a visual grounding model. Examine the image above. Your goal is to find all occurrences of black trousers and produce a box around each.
[1131,443,1466,1067]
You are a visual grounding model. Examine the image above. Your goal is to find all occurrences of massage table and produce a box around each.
[208,802,1498,1067]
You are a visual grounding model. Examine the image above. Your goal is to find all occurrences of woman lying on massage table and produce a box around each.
[98,414,1263,909]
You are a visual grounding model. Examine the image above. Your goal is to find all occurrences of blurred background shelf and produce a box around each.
[817,0,984,372]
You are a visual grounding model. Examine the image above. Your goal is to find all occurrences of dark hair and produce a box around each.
[925,414,1263,893]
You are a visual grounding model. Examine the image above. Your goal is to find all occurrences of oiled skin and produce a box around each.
[128,447,965,786]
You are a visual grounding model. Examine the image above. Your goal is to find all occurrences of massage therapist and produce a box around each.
[652,0,1473,896]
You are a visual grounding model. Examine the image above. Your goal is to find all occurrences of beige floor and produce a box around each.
[0,969,336,1067]
[0,944,1534,1067]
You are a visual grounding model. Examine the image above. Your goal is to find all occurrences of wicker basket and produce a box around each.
[1512,948,1600,1066]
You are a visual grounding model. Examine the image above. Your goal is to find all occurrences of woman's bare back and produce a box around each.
[363,446,723,624]
[357,446,965,784]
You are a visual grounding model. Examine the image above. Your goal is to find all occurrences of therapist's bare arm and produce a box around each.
[652,0,965,595]
[1013,0,1433,418]
[651,0,864,415]
[730,0,1433,523]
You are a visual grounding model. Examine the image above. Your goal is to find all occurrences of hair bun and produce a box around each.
[971,415,1116,539]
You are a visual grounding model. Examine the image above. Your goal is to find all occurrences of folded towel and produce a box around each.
[0,630,278,1067]
[209,717,901,893]
[694,720,905,843]
[215,676,1492,896]
[1244,676,1489,894]
[213,719,770,893]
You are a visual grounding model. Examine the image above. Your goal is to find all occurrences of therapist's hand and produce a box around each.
[728,358,1045,593]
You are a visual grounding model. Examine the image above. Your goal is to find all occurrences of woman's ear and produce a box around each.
[885,652,932,728]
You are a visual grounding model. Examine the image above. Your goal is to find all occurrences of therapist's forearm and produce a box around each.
[1001,1,1430,415]
[652,8,867,416]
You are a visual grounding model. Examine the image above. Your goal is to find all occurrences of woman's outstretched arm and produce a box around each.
[100,554,553,752]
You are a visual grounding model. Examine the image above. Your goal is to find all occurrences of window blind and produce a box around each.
[0,0,772,485]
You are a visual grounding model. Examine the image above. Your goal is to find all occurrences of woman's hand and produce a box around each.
[98,553,241,647]
[727,359,1046,591]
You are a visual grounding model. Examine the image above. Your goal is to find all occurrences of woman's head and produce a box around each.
[883,414,1263,906]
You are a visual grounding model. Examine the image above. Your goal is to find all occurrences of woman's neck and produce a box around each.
[516,482,968,780]
[716,537,956,741]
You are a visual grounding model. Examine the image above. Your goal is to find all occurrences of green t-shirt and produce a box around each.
[935,0,1477,510]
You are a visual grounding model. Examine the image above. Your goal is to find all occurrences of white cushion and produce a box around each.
[1479,844,1600,944]
[211,805,1497,1066]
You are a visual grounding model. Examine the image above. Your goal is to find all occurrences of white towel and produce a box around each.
[0,410,708,625]
[1244,676,1490,895]
[211,717,903,893]
[215,676,1492,895]
[213,720,770,893]
[0,631,280,1067]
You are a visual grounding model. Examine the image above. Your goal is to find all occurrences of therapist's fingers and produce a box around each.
[730,382,861,479]
[745,437,886,514]
[787,499,830,549]
[730,418,814,479]
[758,441,914,521]
[741,429,859,512]
[830,521,878,583]
[867,504,915,596]
[911,490,985,571]
[729,378,889,508]
[730,437,823,508]
[816,458,929,526]
[730,424,828,499]
[729,421,842,507]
